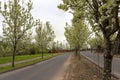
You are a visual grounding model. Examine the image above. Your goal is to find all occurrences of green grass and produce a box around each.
[0,53,51,64]
[0,53,60,73]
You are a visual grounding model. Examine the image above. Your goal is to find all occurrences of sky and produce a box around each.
[0,0,73,42]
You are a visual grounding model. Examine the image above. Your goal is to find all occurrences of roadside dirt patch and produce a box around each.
[53,53,118,80]
[63,54,101,80]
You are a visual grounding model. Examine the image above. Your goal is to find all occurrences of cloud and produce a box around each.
[31,0,73,41]
[0,0,73,41]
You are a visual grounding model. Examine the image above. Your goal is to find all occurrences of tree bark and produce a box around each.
[41,45,44,59]
[12,45,16,67]
[103,29,120,80]
[103,37,113,80]
[103,53,113,80]
[75,46,78,56]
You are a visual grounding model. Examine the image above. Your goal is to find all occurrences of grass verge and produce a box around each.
[0,53,60,73]
[0,53,52,64]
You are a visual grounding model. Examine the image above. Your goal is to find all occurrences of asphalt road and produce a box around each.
[0,53,70,80]
[81,51,120,79]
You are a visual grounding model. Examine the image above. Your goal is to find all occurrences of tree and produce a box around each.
[65,20,90,56]
[0,0,34,67]
[58,0,120,80]
[44,21,56,50]
[84,1,120,80]
[35,19,44,58]
[17,30,34,55]
[35,20,55,58]
[87,35,105,52]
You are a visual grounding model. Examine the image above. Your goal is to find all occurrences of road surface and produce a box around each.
[81,51,120,79]
[0,53,70,80]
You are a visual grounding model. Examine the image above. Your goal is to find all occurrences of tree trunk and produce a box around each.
[75,47,78,56]
[12,0,17,68]
[41,45,43,59]
[42,52,43,59]
[103,37,113,80]
[103,53,113,80]
[78,49,81,60]
[12,45,16,67]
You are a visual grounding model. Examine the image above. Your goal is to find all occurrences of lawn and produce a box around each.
[0,53,52,64]
[0,53,60,73]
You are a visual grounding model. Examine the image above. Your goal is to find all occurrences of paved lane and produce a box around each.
[81,51,120,79]
[0,53,70,80]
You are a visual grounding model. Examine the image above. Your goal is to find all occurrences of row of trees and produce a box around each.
[88,32,120,53]
[58,0,120,80]
[0,0,56,67]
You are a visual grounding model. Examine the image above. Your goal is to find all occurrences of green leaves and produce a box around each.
[0,0,34,61]
[0,0,34,40]
[58,0,91,49]
[65,20,90,49]
[58,4,68,11]
[35,20,55,52]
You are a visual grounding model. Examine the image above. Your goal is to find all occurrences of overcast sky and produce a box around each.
[0,0,73,42]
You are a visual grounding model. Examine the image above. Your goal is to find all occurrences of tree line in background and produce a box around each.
[0,0,59,67]
[58,0,120,80]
